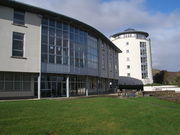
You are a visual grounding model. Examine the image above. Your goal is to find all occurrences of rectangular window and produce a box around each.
[56,29,62,37]
[127,65,130,69]
[49,19,55,27]
[41,54,47,63]
[41,35,48,44]
[14,10,25,25]
[56,22,62,29]
[12,32,24,57]
[63,56,68,65]
[127,73,130,77]
[56,38,62,46]
[49,46,55,54]
[49,55,55,63]
[41,44,48,53]
[56,56,62,64]
[56,47,62,55]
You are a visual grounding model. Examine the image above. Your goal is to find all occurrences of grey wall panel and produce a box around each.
[42,63,70,74]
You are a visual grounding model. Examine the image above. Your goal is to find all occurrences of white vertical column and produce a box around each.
[38,73,41,99]
[86,77,89,96]
[38,16,42,100]
[66,75,69,98]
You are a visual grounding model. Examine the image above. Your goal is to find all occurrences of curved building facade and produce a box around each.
[0,1,120,99]
[110,28,153,85]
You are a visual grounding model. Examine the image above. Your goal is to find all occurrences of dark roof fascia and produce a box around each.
[0,0,121,53]
[111,31,149,38]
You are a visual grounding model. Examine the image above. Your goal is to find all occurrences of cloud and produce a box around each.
[16,0,180,71]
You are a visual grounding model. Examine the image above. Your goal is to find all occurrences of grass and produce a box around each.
[0,97,180,135]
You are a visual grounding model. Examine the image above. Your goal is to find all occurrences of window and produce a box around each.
[126,50,129,53]
[142,73,148,79]
[49,19,55,27]
[49,46,55,54]
[56,56,62,64]
[140,42,146,48]
[41,54,47,63]
[126,42,129,45]
[12,32,24,57]
[13,10,25,25]
[49,55,55,63]
[127,73,130,77]
[56,47,62,55]
[127,65,130,69]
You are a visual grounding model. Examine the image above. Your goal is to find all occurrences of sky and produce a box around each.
[16,0,180,72]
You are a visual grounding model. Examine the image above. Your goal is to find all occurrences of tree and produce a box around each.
[175,76,180,87]
[153,70,167,84]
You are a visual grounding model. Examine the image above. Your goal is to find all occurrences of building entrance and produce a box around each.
[41,74,66,97]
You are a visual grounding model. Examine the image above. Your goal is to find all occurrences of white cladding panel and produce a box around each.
[0,6,41,73]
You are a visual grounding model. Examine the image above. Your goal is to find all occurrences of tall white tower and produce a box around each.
[110,28,153,85]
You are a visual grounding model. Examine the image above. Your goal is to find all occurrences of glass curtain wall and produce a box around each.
[41,18,69,65]
[69,26,87,68]
[41,17,89,69]
[87,35,98,69]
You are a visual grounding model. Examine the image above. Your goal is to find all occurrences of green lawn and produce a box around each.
[0,97,180,135]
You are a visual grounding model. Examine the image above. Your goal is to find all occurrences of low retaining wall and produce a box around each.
[144,85,180,92]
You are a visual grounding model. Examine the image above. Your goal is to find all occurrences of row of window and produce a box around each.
[114,33,146,39]
[0,72,32,91]
[140,42,148,79]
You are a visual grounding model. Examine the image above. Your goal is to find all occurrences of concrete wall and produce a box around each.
[0,6,41,73]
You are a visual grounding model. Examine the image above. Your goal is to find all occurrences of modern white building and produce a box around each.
[0,1,120,99]
[110,28,153,85]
